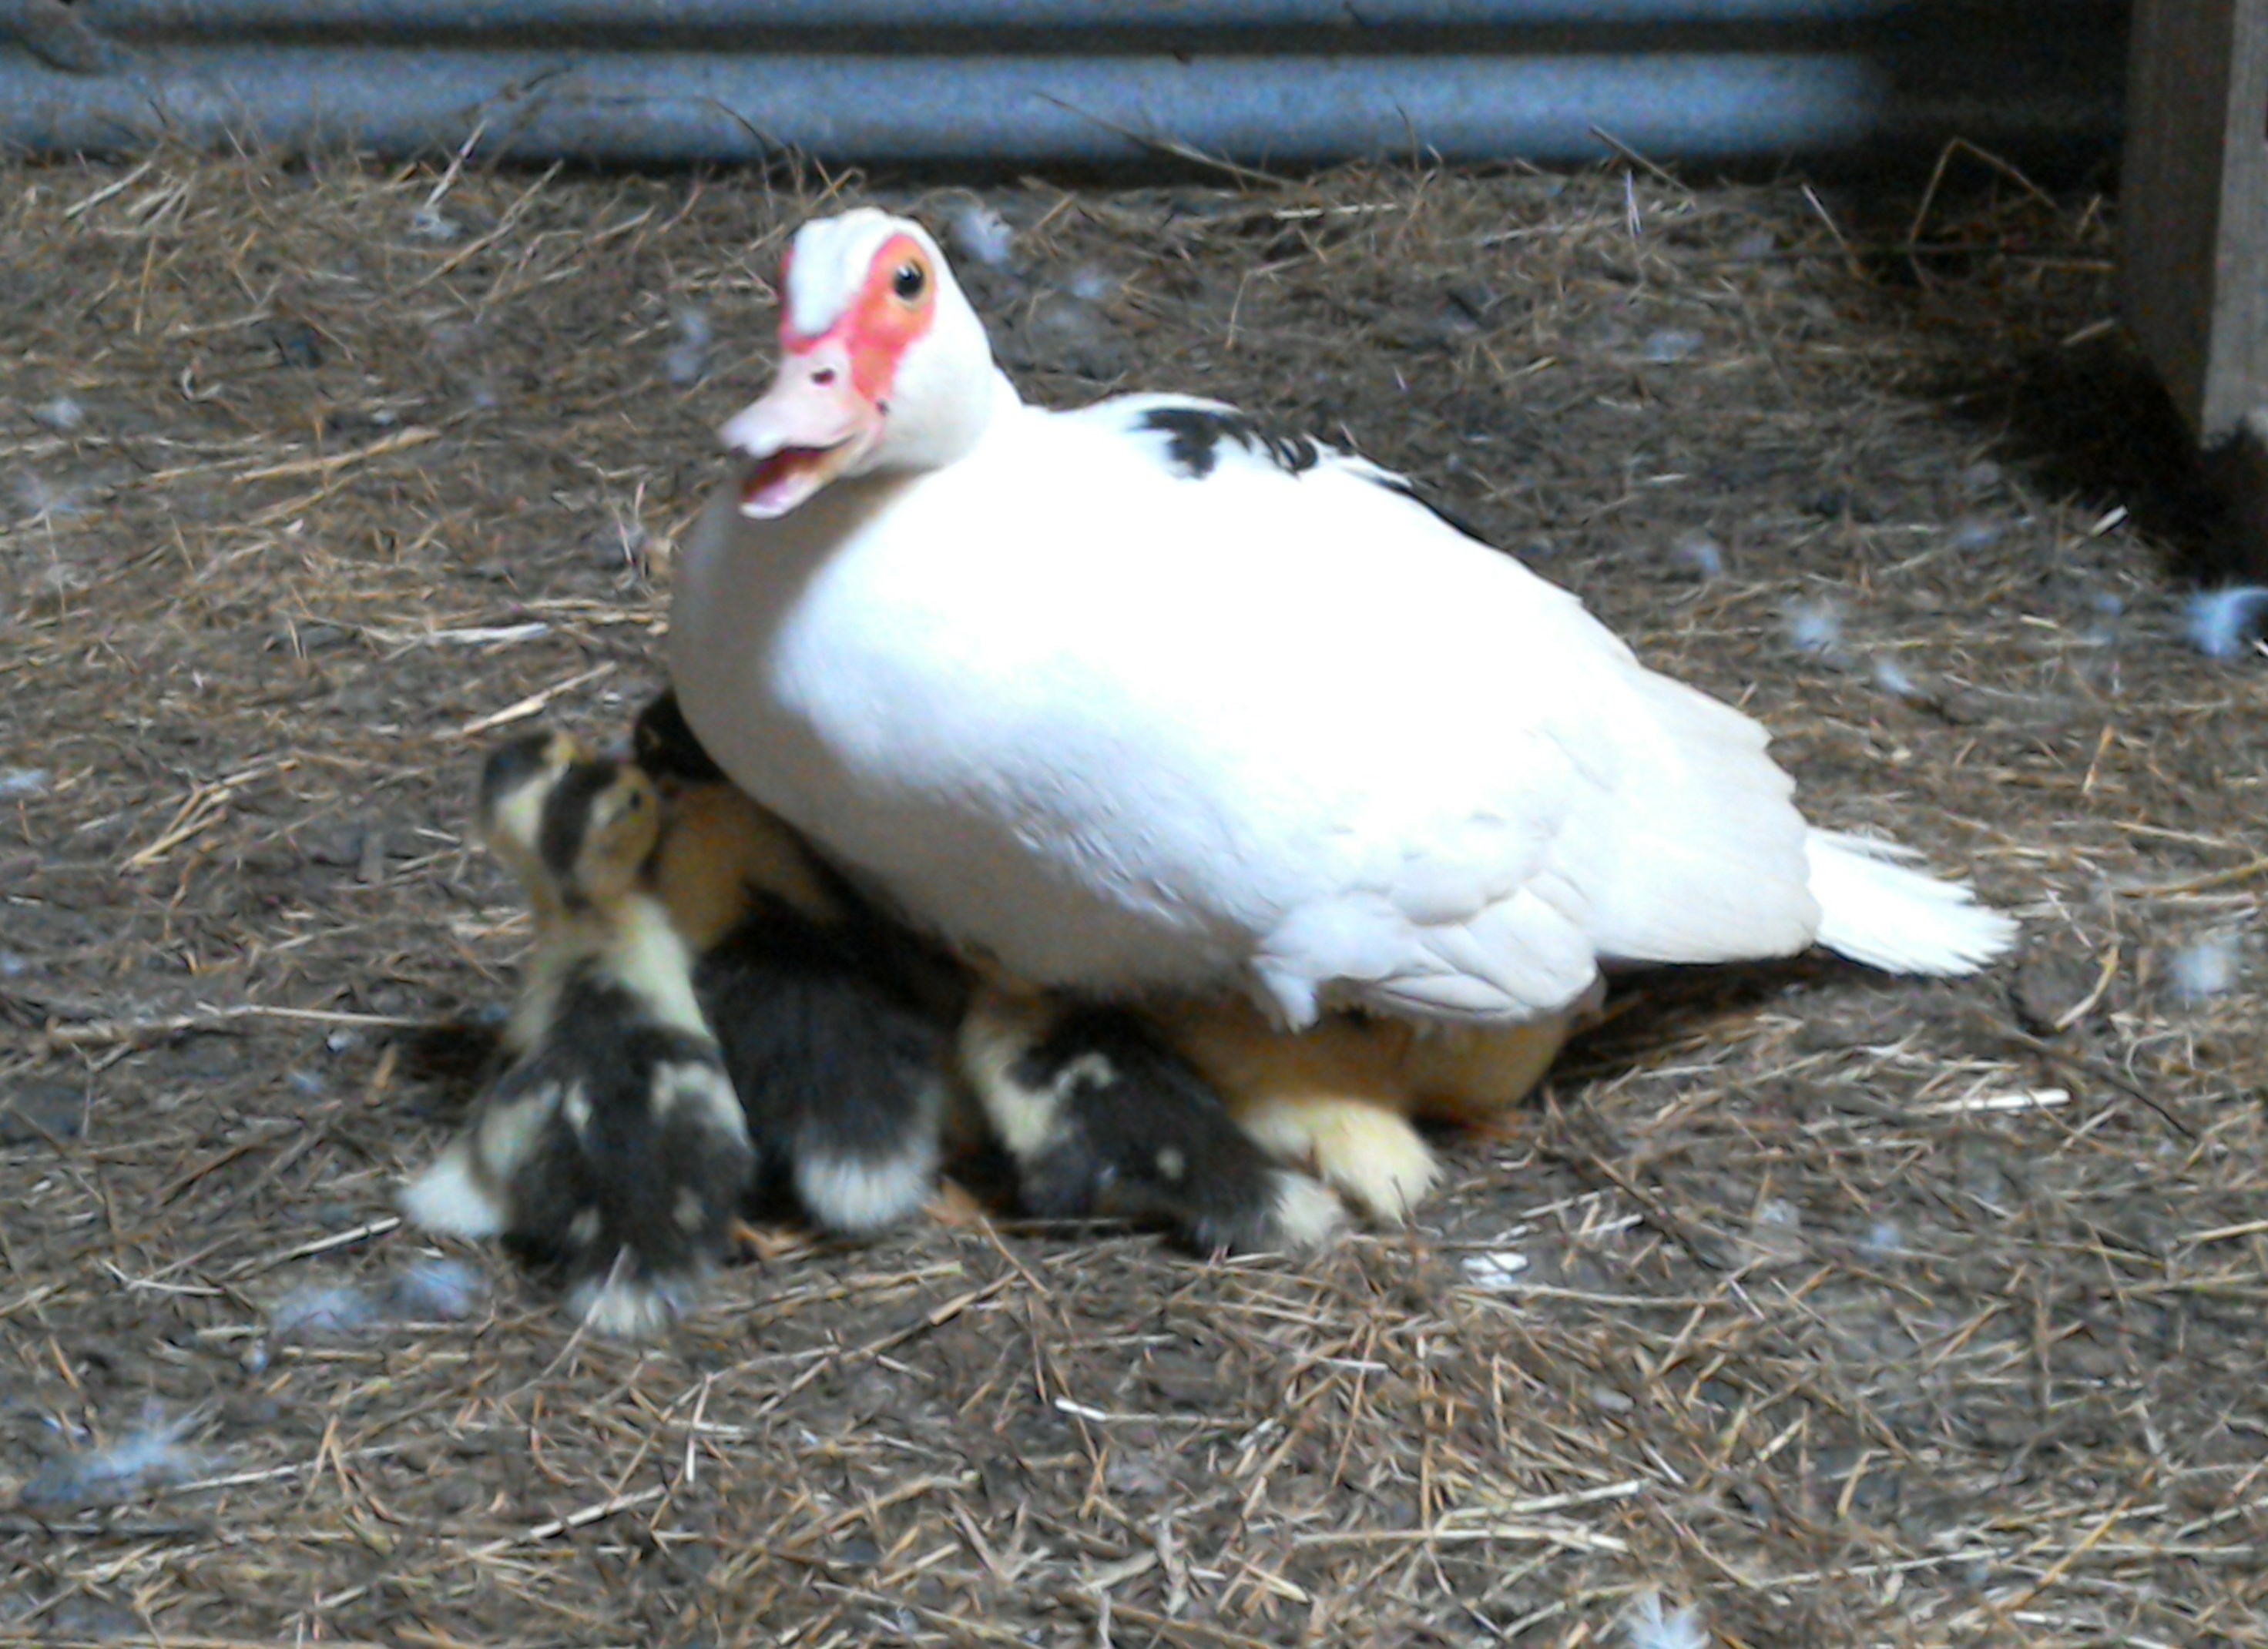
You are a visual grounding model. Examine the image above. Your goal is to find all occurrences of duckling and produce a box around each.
[400,732,755,1336]
[960,987,1345,1252]
[1149,991,1597,1225]
[632,692,955,1235]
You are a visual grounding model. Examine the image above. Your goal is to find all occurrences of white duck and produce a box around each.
[669,209,2015,1034]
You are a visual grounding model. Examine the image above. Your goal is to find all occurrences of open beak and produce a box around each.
[720,346,879,520]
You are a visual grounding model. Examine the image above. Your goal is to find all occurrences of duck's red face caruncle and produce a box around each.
[723,232,938,520]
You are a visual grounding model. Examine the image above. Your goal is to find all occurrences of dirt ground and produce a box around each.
[2,144,2264,1648]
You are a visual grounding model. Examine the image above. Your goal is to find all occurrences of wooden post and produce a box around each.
[2122,0,2268,565]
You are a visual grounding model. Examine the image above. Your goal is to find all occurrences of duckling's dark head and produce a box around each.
[535,759,663,907]
[630,689,726,788]
[479,731,582,863]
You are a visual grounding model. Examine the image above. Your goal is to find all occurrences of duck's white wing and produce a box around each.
[857,396,1821,1022]
[1048,396,1996,1019]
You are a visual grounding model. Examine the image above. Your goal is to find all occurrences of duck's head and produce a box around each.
[723,209,996,520]
[479,731,663,911]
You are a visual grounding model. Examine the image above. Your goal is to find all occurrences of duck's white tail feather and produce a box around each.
[1805,830,2017,976]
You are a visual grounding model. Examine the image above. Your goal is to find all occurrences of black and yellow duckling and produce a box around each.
[1143,990,1594,1226]
[400,731,755,1336]
[958,989,1346,1252]
[632,692,955,1235]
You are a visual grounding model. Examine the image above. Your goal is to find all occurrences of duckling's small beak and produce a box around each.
[721,344,878,520]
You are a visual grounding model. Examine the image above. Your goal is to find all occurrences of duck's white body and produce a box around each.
[671,211,2013,1031]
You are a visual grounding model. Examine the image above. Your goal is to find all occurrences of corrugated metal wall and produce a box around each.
[0,0,2127,167]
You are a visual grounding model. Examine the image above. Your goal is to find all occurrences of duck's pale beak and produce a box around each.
[721,344,879,520]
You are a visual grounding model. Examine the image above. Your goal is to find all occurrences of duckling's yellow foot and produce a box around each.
[1230,1097,1440,1225]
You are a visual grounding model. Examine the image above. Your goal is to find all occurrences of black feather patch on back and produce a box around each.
[1367,472,1494,545]
[1005,1006,1290,1255]
[1134,404,1500,551]
[1139,405,1320,481]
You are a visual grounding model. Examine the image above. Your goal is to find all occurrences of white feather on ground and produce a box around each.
[251,1259,488,1369]
[947,202,1015,269]
[1783,598,1848,663]
[1870,656,1923,699]
[665,306,712,387]
[1669,530,1724,578]
[2168,930,2244,1004]
[1624,1591,1707,1649]
[2184,587,2268,660]
[32,395,82,432]
[18,1407,213,1513]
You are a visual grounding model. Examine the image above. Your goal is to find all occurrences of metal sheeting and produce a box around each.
[1,2,2127,166]
[50,1,1926,31]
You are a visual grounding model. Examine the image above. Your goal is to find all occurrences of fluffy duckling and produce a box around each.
[400,732,755,1336]
[960,987,1345,1252]
[632,692,955,1235]
[1150,990,1597,1225]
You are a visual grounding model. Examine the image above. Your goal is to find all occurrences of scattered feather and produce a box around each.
[664,305,712,387]
[1744,1198,1807,1265]
[1870,656,1921,699]
[267,1282,376,1340]
[1730,229,1776,260]
[1948,516,2002,551]
[388,1257,486,1322]
[18,1407,213,1513]
[32,395,84,433]
[35,561,87,595]
[1959,458,2004,491]
[1639,327,1703,364]
[408,204,461,242]
[1624,1591,1707,1649]
[2184,587,2268,660]
[2079,590,2125,649]
[2168,930,2244,1004]
[0,768,50,799]
[1864,1218,1904,1256]
[11,471,81,521]
[260,1258,488,1359]
[1669,530,1724,579]
[948,202,1015,270]
[1461,1251,1531,1291]
[1066,265,1119,303]
[1783,598,1848,664]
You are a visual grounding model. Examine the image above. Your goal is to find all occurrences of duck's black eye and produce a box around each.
[892,262,927,301]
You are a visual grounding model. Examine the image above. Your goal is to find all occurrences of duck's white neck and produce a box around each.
[869,366,1024,478]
